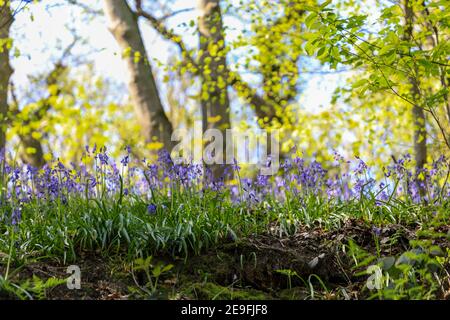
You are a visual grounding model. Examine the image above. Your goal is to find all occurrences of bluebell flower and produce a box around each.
[147,203,157,215]
[353,156,368,174]
[232,158,240,172]
[11,208,22,226]
[372,226,381,237]
[121,155,129,166]
[98,152,109,165]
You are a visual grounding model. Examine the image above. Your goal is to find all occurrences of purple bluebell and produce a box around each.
[147,203,157,215]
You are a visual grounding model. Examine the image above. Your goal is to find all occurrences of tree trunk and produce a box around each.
[411,78,427,169]
[198,0,232,179]
[0,4,13,152]
[10,64,68,168]
[404,0,427,169]
[103,0,174,151]
[19,134,45,167]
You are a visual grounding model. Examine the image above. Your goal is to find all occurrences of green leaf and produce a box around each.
[320,0,332,9]
[378,256,396,270]
[305,13,318,29]
[378,44,396,56]
[352,79,367,88]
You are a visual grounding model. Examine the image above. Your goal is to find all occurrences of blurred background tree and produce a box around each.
[1,0,448,178]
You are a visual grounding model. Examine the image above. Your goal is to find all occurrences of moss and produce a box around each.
[184,282,272,300]
[277,287,310,300]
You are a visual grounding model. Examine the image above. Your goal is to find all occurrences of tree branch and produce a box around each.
[65,0,102,15]
[133,1,280,124]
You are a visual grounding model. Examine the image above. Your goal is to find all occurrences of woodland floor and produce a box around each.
[2,219,449,300]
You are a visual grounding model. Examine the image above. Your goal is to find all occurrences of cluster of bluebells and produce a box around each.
[1,147,449,226]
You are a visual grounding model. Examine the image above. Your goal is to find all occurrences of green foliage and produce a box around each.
[186,282,270,300]
[302,0,450,164]
[131,256,174,297]
[8,64,141,164]
[348,234,449,299]
[0,168,448,299]
[275,269,332,299]
[0,273,66,300]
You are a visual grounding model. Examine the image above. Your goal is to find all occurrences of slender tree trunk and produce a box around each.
[10,64,68,168]
[198,0,232,179]
[411,77,427,169]
[19,134,45,167]
[0,4,13,152]
[134,3,286,165]
[103,0,174,151]
[411,87,428,171]
[404,0,427,169]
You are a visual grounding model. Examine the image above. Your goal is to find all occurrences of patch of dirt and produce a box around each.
[0,252,131,300]
[183,219,449,294]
